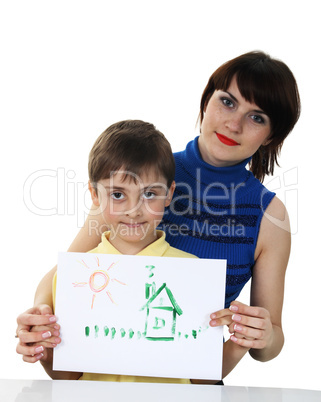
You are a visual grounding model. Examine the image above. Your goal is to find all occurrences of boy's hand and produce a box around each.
[16,305,61,363]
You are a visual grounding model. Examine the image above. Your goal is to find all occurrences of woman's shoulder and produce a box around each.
[262,196,290,232]
[255,196,291,260]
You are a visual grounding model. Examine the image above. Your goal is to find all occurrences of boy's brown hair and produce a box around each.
[88,120,175,189]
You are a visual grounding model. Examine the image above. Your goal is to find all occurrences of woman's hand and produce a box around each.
[16,305,61,363]
[210,300,273,350]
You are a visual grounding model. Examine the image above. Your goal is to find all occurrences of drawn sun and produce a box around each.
[72,256,126,309]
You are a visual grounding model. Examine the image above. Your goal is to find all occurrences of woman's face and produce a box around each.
[198,76,271,167]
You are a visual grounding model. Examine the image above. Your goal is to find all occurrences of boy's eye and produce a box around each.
[111,192,124,200]
[143,191,155,200]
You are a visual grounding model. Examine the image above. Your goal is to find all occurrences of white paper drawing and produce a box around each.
[53,252,226,380]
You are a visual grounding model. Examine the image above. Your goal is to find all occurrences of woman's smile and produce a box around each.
[215,132,240,146]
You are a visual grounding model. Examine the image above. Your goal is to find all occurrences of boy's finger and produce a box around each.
[210,308,233,320]
[22,353,44,363]
[209,315,233,327]
[37,304,54,316]
[31,324,60,334]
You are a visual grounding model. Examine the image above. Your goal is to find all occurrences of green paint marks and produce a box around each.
[145,282,156,299]
[84,325,205,342]
[145,265,155,278]
[145,337,175,341]
[164,287,183,315]
[111,327,116,339]
[153,317,166,330]
[145,283,151,299]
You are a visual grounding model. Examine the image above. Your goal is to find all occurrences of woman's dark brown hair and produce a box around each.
[198,51,301,182]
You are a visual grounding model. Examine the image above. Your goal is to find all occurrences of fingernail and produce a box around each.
[234,324,242,331]
[42,331,51,339]
[35,346,44,353]
[232,314,242,322]
[230,335,238,342]
[210,320,217,326]
[49,316,57,323]
[230,305,238,312]
[210,313,216,319]
[36,353,44,360]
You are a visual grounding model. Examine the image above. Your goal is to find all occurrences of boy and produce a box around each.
[42,120,197,383]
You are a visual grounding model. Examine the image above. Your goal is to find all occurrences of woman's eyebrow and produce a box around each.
[225,90,238,103]
[225,90,267,115]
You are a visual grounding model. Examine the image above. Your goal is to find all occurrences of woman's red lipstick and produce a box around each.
[216,133,240,146]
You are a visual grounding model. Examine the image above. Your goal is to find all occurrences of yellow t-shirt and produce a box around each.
[53,230,197,384]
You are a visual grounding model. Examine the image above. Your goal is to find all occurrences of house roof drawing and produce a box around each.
[140,283,183,315]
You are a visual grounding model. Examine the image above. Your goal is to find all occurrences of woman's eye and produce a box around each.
[221,97,234,108]
[111,192,124,200]
[143,191,155,200]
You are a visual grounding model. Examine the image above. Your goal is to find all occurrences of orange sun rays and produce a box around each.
[73,258,126,309]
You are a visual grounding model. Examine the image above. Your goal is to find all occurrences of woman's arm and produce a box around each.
[210,196,290,367]
[240,196,290,361]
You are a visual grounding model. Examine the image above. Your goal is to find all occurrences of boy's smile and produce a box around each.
[89,168,175,255]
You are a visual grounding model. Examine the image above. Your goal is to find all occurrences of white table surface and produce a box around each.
[1,379,320,402]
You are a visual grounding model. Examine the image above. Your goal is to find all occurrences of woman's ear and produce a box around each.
[88,181,100,207]
[165,181,176,207]
[262,138,273,146]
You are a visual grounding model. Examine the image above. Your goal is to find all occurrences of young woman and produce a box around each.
[16,51,300,381]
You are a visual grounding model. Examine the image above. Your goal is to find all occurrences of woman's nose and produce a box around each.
[225,113,243,134]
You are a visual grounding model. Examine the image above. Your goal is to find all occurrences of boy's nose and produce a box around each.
[125,200,143,217]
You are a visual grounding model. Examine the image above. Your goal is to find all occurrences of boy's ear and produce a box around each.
[88,181,100,207]
[165,181,176,207]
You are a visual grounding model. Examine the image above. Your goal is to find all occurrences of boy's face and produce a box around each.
[89,168,175,254]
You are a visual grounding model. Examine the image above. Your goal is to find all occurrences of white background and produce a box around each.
[1,0,320,391]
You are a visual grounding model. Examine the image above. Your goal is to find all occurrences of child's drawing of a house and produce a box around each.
[140,283,183,341]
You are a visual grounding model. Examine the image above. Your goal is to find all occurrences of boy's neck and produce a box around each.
[108,232,159,255]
